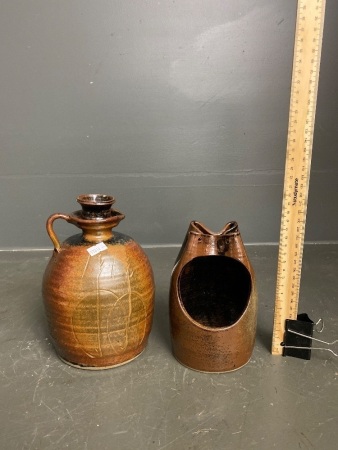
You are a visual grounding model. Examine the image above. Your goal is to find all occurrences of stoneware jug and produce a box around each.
[42,194,155,369]
[170,221,257,372]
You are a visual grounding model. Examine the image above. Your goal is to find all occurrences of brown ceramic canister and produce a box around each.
[169,221,257,372]
[42,194,155,369]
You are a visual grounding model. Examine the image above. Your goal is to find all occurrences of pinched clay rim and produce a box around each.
[190,220,239,237]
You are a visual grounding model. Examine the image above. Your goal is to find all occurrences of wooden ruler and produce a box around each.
[272,0,326,355]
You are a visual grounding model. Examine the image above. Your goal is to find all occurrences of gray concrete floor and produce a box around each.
[0,245,337,450]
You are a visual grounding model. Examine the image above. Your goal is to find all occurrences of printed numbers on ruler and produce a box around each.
[272,0,326,355]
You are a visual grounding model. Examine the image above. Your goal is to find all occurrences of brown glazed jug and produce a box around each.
[170,221,257,372]
[42,194,155,369]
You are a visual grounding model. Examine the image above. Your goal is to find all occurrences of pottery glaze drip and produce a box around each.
[170,221,257,372]
[42,194,155,369]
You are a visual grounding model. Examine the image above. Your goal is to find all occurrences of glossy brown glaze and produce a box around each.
[42,194,155,369]
[170,221,257,372]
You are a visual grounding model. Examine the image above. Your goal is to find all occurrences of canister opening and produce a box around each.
[178,256,251,328]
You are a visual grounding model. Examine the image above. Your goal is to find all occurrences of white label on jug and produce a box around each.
[87,242,108,256]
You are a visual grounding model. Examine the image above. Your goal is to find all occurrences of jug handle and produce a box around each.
[46,213,72,253]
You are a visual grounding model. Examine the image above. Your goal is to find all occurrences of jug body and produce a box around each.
[42,194,155,369]
[170,221,257,372]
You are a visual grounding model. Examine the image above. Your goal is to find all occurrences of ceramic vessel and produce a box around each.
[42,194,155,369]
[170,221,257,372]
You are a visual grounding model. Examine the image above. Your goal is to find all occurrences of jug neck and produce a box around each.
[79,222,117,243]
[70,194,125,243]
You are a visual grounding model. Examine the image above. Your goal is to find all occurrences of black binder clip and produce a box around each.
[281,313,337,360]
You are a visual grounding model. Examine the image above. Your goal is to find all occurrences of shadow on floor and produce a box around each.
[256,323,273,353]
[152,294,171,351]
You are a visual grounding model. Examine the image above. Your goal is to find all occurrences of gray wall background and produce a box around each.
[1,0,337,250]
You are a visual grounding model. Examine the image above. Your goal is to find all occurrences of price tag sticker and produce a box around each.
[87,242,108,256]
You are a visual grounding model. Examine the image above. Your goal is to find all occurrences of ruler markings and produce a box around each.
[272,0,326,355]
